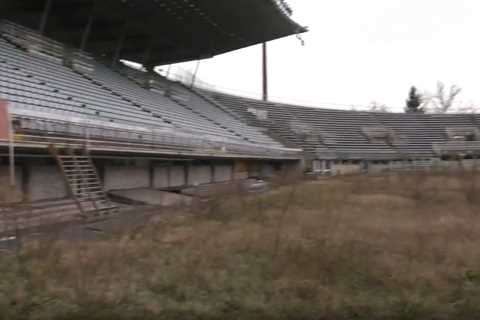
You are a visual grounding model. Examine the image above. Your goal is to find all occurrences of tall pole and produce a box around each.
[38,0,53,36]
[112,29,125,67]
[8,112,15,187]
[262,42,268,101]
[80,13,94,52]
[191,60,201,88]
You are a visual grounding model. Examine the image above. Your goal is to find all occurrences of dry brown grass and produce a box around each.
[2,170,480,319]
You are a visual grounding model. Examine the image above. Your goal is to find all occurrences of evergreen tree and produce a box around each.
[405,86,424,113]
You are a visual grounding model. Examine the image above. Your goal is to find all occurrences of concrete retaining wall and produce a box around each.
[233,161,249,180]
[333,163,362,175]
[213,165,232,182]
[28,165,67,201]
[169,166,186,187]
[369,163,392,174]
[260,163,275,178]
[153,166,170,189]
[187,165,212,186]
[104,166,150,191]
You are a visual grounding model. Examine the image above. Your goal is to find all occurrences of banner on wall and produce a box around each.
[0,99,11,141]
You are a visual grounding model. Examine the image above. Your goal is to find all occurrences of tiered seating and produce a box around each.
[151,78,284,147]
[289,107,398,160]
[91,63,253,141]
[201,91,306,148]
[372,113,436,158]
[205,90,480,160]
[204,91,398,159]
[0,29,299,158]
[0,38,173,129]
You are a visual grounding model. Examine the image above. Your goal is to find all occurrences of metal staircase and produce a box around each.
[50,145,117,220]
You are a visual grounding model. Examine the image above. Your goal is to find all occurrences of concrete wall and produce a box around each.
[369,163,392,174]
[169,166,186,187]
[0,166,23,203]
[333,163,362,175]
[233,161,249,180]
[213,165,233,182]
[28,165,68,201]
[187,165,212,186]
[153,166,169,189]
[104,166,150,191]
[260,163,274,178]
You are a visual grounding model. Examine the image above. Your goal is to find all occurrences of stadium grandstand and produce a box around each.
[201,89,480,173]
[0,0,479,233]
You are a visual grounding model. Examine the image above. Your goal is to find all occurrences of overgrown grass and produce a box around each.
[2,171,480,319]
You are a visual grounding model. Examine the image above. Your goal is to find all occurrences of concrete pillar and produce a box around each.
[233,160,249,180]
[0,166,23,203]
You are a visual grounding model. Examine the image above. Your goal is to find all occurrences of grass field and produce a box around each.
[2,171,480,320]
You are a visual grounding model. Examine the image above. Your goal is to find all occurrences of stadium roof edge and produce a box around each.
[0,0,307,66]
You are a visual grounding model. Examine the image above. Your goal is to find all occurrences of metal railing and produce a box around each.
[0,20,94,73]
[10,113,302,159]
[0,20,64,61]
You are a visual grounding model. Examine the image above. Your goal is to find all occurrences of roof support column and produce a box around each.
[143,43,154,89]
[80,12,94,52]
[112,31,126,67]
[38,0,53,35]
[190,60,201,88]
[262,42,269,101]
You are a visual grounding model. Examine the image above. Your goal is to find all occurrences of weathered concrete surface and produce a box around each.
[213,165,232,182]
[28,165,67,201]
[333,163,362,175]
[181,181,242,197]
[233,161,249,180]
[110,188,192,206]
[153,166,169,189]
[187,165,211,186]
[0,166,23,203]
[104,166,149,191]
[169,166,186,187]
[260,163,274,178]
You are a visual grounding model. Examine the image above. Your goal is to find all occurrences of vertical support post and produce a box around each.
[8,112,15,187]
[0,99,14,187]
[80,13,94,52]
[191,60,200,88]
[262,42,268,101]
[166,64,172,78]
[38,0,53,36]
[112,30,126,67]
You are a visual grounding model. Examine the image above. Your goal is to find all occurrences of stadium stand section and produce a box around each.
[200,89,480,172]
[0,9,305,230]
[1,0,480,234]
[0,22,299,159]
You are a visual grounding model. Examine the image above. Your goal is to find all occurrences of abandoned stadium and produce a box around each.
[1,0,480,234]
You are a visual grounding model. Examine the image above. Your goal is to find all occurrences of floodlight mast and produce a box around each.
[38,0,52,35]
[262,42,268,101]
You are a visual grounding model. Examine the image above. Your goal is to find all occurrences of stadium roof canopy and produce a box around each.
[0,0,307,66]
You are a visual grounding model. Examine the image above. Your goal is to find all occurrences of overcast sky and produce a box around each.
[164,0,480,112]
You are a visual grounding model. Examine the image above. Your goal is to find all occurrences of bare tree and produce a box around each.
[369,101,390,113]
[426,82,462,113]
[457,101,480,114]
